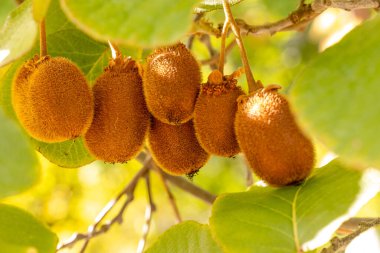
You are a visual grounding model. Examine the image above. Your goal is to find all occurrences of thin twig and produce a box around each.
[187,34,196,50]
[157,168,182,223]
[201,40,236,66]
[222,0,262,92]
[188,13,205,49]
[232,0,378,37]
[196,18,222,38]
[196,0,379,38]
[56,160,151,251]
[40,20,47,57]
[235,3,318,37]
[337,217,380,234]
[246,166,253,187]
[199,34,219,70]
[137,172,156,253]
[150,162,217,204]
[321,217,380,253]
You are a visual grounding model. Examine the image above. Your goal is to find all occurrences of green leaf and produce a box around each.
[0,0,17,26]
[195,0,245,13]
[290,16,380,169]
[0,204,57,253]
[59,0,198,47]
[0,109,39,199]
[146,221,223,253]
[0,0,38,67]
[210,160,380,253]
[33,0,52,22]
[31,137,95,168]
[0,62,21,118]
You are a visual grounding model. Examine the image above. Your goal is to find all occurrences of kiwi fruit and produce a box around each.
[235,85,314,186]
[12,55,94,142]
[143,42,201,125]
[194,70,244,157]
[148,117,210,175]
[84,57,150,163]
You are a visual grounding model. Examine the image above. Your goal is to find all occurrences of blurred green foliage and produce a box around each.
[0,0,379,252]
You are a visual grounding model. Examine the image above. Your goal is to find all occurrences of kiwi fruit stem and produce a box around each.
[40,19,47,57]
[221,0,263,93]
[218,20,230,74]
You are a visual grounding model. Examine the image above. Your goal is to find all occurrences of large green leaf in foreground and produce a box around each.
[0,204,57,253]
[0,109,39,199]
[146,221,223,253]
[0,0,17,26]
[210,160,380,253]
[33,0,52,22]
[0,0,37,67]
[290,16,380,169]
[60,0,198,47]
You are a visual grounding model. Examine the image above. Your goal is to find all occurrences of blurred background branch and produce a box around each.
[322,218,380,253]
[196,0,379,37]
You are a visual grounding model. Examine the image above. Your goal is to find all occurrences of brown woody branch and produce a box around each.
[157,168,182,223]
[198,34,219,70]
[136,172,156,253]
[149,162,217,204]
[56,157,216,252]
[201,39,236,69]
[322,217,380,253]
[56,159,151,251]
[197,0,379,37]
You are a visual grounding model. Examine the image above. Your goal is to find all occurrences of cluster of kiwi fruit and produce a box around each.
[12,41,314,187]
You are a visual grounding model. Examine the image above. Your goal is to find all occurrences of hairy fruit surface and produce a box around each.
[235,85,315,186]
[194,70,244,157]
[148,118,210,175]
[143,42,201,125]
[12,56,94,142]
[84,57,150,163]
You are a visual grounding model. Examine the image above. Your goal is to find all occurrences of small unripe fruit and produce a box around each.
[84,57,150,163]
[194,70,244,157]
[12,55,94,142]
[143,42,201,125]
[148,118,210,175]
[235,85,314,186]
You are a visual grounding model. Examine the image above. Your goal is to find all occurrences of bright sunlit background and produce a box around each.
[0,1,379,252]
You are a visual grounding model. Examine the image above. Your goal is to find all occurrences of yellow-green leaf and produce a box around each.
[0,109,39,199]
[32,0,52,22]
[0,0,38,67]
[0,204,58,253]
[146,221,223,253]
[210,160,380,253]
[60,0,199,47]
[290,16,380,169]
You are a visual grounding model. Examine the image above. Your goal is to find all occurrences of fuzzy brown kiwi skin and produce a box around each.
[194,70,245,157]
[12,58,37,134]
[148,117,210,175]
[235,85,315,186]
[12,55,94,143]
[143,42,201,125]
[84,58,150,163]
